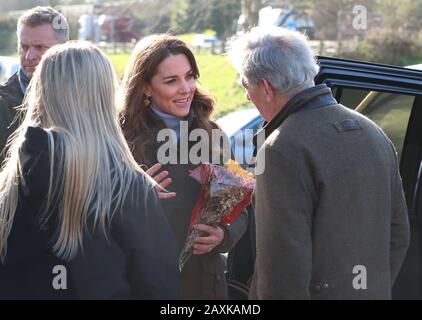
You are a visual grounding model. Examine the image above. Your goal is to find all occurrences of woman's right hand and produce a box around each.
[146,163,176,199]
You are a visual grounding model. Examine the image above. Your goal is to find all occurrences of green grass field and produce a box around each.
[107,43,249,119]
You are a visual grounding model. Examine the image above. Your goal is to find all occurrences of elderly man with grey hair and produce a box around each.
[229,27,410,300]
[0,6,69,163]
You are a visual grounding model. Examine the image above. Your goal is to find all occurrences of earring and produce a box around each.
[144,95,151,106]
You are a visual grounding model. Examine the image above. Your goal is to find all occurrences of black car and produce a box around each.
[224,57,422,299]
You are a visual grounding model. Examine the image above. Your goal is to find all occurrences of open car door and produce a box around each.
[316,57,422,299]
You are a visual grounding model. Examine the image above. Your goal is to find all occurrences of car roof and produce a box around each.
[216,107,260,137]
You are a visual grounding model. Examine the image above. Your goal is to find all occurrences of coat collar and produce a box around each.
[0,72,24,102]
[260,84,335,141]
[251,84,337,159]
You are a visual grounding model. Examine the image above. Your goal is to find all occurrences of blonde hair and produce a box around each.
[0,41,152,261]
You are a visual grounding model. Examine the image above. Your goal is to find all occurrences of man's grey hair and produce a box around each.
[228,27,319,96]
[17,6,69,43]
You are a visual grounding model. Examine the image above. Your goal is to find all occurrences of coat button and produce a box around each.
[323,283,329,289]
[314,284,322,291]
[216,275,222,282]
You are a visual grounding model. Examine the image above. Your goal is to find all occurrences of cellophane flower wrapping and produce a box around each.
[179,160,255,271]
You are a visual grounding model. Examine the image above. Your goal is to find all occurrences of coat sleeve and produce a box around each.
[111,178,181,299]
[68,177,180,300]
[389,153,410,285]
[214,210,248,254]
[251,147,314,299]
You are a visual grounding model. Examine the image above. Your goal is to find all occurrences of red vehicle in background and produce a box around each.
[98,14,139,43]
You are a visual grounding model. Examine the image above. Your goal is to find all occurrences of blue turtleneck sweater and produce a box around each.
[150,106,185,142]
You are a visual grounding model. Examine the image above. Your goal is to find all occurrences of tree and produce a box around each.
[240,0,262,29]
[171,0,208,34]
[378,0,422,32]
[171,0,240,38]
[129,0,177,35]
[311,0,379,40]
[0,0,48,12]
[208,0,241,38]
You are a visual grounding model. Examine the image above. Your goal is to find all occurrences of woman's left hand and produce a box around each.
[146,163,176,199]
[192,224,224,255]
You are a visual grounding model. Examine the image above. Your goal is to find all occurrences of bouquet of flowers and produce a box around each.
[179,160,255,271]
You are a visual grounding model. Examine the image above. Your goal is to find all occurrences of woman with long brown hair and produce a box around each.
[120,34,247,299]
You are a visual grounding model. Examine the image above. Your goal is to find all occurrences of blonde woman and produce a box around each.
[0,42,180,299]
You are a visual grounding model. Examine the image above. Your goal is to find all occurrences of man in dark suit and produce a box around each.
[0,6,68,164]
[228,27,410,299]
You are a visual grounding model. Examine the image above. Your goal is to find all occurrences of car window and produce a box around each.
[231,117,264,169]
[338,87,414,159]
[332,87,371,109]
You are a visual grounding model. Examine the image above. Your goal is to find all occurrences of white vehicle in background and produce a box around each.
[216,107,262,169]
[258,5,316,39]
[191,34,221,53]
[0,56,20,83]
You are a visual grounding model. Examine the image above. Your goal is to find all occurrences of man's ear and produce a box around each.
[260,78,274,102]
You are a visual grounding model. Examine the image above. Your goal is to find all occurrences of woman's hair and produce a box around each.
[228,27,319,97]
[120,34,216,165]
[0,41,151,261]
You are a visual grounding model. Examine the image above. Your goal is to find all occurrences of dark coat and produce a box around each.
[134,109,248,299]
[249,85,410,299]
[0,126,180,299]
[0,72,24,164]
